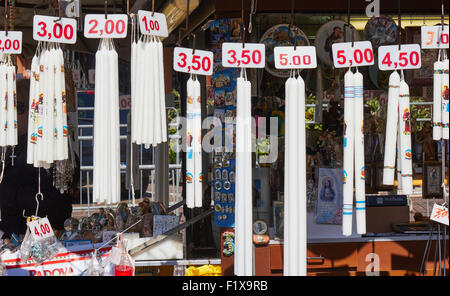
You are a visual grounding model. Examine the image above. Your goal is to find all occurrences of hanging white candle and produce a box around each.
[185,77,195,209]
[433,61,444,140]
[442,59,449,139]
[0,62,7,147]
[193,78,203,208]
[398,78,413,195]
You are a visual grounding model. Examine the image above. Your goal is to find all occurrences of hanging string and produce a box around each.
[398,0,402,49]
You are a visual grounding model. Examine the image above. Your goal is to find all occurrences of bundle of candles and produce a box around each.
[342,69,366,237]
[93,38,121,205]
[131,35,167,148]
[234,70,253,276]
[26,44,69,169]
[432,52,449,141]
[0,54,17,151]
[283,71,307,276]
[383,71,413,195]
[186,75,202,208]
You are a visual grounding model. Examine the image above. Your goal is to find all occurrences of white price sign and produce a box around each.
[332,41,374,68]
[274,46,317,69]
[222,43,265,68]
[84,14,128,39]
[138,10,168,38]
[0,31,22,54]
[378,44,422,71]
[33,15,77,44]
[28,218,55,241]
[421,26,449,49]
[173,47,213,76]
[430,204,449,226]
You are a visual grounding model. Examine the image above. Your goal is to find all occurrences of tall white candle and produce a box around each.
[442,59,449,139]
[193,78,203,208]
[433,61,444,140]
[398,78,413,195]
[186,77,195,209]
[0,64,7,147]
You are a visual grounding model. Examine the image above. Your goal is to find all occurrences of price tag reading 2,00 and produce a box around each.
[274,46,317,69]
[332,41,374,68]
[378,44,422,71]
[28,217,55,242]
[222,43,266,68]
[84,14,128,39]
[33,15,77,44]
[0,31,22,54]
[173,47,213,76]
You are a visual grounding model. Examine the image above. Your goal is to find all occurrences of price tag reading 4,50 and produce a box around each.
[173,47,213,76]
[430,203,449,226]
[84,14,128,39]
[33,15,77,44]
[378,44,422,71]
[274,46,317,69]
[138,10,168,38]
[28,217,55,241]
[0,31,22,54]
[332,41,374,68]
[421,26,449,49]
[222,43,265,68]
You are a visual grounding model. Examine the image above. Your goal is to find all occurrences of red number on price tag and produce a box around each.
[378,44,421,71]
[274,46,317,69]
[421,26,449,49]
[222,43,265,68]
[173,47,213,76]
[0,31,22,54]
[138,10,168,38]
[33,15,77,44]
[28,217,55,241]
[84,14,128,39]
[332,41,374,68]
[430,204,449,226]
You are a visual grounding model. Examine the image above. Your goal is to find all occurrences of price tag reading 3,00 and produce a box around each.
[84,14,128,39]
[378,44,422,71]
[28,217,55,241]
[332,41,374,68]
[33,15,77,44]
[222,43,266,68]
[421,26,449,49]
[274,46,317,69]
[173,47,213,76]
[0,31,22,54]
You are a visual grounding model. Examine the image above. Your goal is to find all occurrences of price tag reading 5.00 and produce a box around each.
[274,46,317,69]
[33,15,77,44]
[173,47,213,76]
[0,31,22,54]
[421,26,449,49]
[222,43,265,68]
[84,14,128,39]
[332,41,374,68]
[378,44,422,71]
[28,217,55,241]
[138,10,168,38]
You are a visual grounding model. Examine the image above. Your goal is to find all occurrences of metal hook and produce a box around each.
[398,0,402,50]
[152,0,155,16]
[191,33,196,54]
[105,0,108,19]
[4,0,8,36]
[34,192,44,217]
[241,0,246,48]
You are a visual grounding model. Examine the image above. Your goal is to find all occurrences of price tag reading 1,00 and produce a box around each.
[378,44,422,71]
[332,41,374,68]
[84,14,128,39]
[28,217,55,241]
[138,10,168,38]
[173,47,213,76]
[274,46,317,69]
[222,43,266,68]
[33,15,77,44]
[0,31,22,54]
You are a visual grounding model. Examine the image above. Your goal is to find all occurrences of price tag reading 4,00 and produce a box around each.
[378,44,422,71]
[0,31,22,54]
[274,46,317,69]
[421,26,449,49]
[84,14,128,39]
[173,47,213,76]
[33,15,77,44]
[222,43,266,68]
[138,10,168,38]
[332,41,374,68]
[28,217,55,241]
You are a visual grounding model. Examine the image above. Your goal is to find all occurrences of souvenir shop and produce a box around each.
[0,0,448,277]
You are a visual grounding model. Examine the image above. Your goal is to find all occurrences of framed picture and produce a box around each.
[272,201,284,240]
[422,161,443,199]
[376,162,395,191]
[316,167,343,225]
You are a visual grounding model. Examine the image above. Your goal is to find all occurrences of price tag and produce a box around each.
[109,245,122,265]
[28,217,55,241]
[421,26,449,49]
[378,44,422,71]
[173,47,213,76]
[33,15,77,44]
[138,10,168,38]
[84,14,128,39]
[430,204,449,226]
[222,43,266,68]
[274,46,317,69]
[332,41,374,68]
[0,31,22,54]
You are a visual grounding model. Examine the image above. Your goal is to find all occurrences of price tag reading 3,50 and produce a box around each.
[28,217,55,241]
[274,46,317,69]
[421,26,449,49]
[173,47,213,76]
[222,43,266,68]
[378,44,422,71]
[33,15,77,44]
[84,14,128,39]
[430,203,449,226]
[332,41,374,68]
[138,10,168,38]
[0,31,22,54]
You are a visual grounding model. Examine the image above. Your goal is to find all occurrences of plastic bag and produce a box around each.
[83,250,105,276]
[113,235,135,276]
[20,219,60,265]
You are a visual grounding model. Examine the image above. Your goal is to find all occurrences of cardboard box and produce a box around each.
[366,206,410,233]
